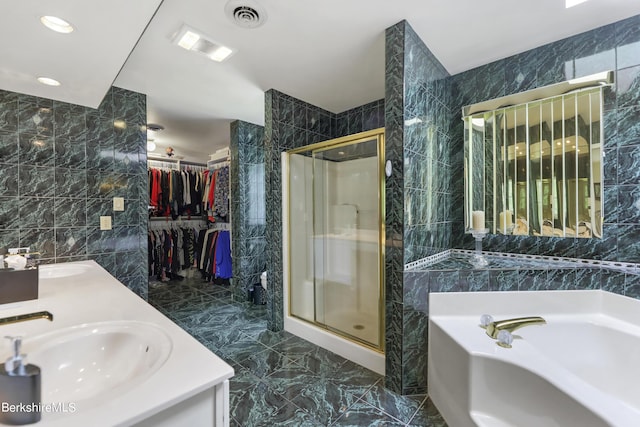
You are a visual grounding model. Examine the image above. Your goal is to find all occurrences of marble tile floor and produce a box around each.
[148,277,448,427]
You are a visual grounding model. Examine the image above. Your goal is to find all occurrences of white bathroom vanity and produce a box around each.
[0,261,233,427]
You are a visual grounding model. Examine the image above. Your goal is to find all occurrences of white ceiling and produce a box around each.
[3,0,640,163]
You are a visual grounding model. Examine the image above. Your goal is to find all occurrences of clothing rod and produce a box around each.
[148,157,208,167]
[207,158,230,167]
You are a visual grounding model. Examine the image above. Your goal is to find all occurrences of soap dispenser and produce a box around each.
[0,336,41,425]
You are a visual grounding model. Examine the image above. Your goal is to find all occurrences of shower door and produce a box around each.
[287,129,384,351]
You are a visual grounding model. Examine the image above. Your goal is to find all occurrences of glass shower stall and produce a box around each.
[285,129,384,351]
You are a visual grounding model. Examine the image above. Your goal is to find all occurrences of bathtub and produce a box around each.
[428,290,640,427]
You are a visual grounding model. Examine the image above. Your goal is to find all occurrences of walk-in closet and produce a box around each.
[147,150,232,286]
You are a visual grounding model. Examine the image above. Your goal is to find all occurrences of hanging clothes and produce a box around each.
[197,229,232,281]
[149,225,232,284]
[214,230,232,279]
[201,165,230,222]
[214,166,229,219]
[148,167,206,219]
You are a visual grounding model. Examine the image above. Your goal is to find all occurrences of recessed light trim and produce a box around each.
[40,15,74,33]
[37,77,61,86]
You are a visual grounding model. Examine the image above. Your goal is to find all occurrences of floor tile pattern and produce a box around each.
[148,278,447,426]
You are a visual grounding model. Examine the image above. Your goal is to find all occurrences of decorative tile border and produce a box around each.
[406,248,640,274]
[404,250,452,270]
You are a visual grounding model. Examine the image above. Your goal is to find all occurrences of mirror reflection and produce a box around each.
[464,87,603,239]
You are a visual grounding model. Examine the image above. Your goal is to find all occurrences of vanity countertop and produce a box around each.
[0,261,234,427]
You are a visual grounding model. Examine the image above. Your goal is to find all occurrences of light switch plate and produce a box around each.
[113,197,125,211]
[100,216,112,230]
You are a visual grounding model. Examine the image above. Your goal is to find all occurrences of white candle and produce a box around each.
[472,210,485,231]
[499,210,513,230]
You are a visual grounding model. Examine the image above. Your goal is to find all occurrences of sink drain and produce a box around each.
[353,324,365,330]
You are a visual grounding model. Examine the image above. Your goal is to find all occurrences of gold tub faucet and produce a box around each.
[485,316,546,339]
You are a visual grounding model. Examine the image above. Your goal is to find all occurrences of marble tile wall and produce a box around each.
[394,13,640,397]
[0,87,149,298]
[264,90,335,332]
[402,24,453,266]
[263,89,384,333]
[384,21,406,394]
[230,120,266,302]
[384,20,455,395]
[411,264,640,298]
[451,15,640,267]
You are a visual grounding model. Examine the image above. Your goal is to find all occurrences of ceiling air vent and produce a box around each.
[225,0,267,29]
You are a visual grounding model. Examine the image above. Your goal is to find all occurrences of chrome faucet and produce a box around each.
[485,316,546,339]
[0,311,53,327]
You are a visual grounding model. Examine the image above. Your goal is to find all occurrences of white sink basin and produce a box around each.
[39,264,92,279]
[19,321,172,405]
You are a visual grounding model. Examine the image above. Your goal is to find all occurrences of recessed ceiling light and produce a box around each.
[40,16,74,33]
[147,140,157,152]
[177,30,200,50]
[210,46,234,62]
[37,77,61,86]
[172,24,236,62]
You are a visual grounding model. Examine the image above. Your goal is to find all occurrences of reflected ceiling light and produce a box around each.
[566,0,588,8]
[40,15,74,33]
[37,77,61,86]
[172,24,236,62]
[113,119,127,130]
[405,117,423,126]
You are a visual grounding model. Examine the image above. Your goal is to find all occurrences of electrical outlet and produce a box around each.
[100,216,112,230]
[113,197,125,211]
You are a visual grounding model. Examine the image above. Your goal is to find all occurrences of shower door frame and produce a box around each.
[284,127,386,352]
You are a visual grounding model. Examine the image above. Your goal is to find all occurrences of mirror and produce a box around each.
[464,87,604,239]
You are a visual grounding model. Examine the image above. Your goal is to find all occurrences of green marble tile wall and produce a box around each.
[395,13,640,397]
[230,120,266,301]
[0,87,148,298]
[384,20,454,395]
[451,15,640,265]
[263,90,384,334]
